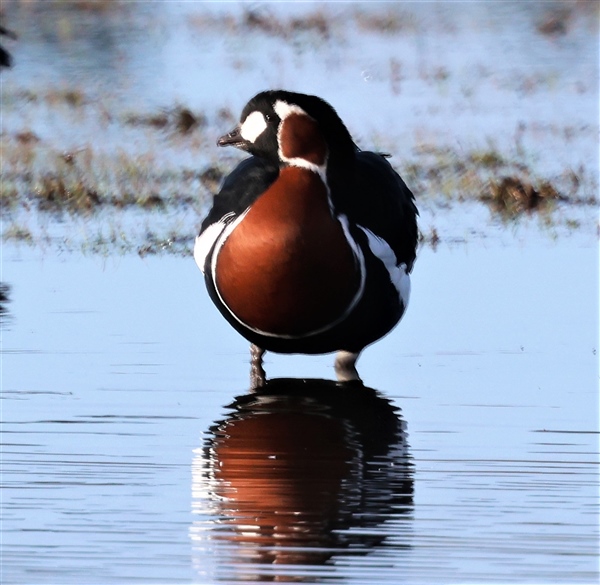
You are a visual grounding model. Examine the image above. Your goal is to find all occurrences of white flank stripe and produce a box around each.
[206,210,366,340]
[359,227,411,309]
[193,213,235,274]
[208,211,248,280]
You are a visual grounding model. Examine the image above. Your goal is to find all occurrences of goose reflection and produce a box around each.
[191,378,413,580]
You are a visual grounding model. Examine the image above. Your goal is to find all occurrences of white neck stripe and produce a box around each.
[280,155,328,183]
[274,100,307,120]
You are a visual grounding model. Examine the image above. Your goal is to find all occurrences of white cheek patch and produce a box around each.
[240,111,267,143]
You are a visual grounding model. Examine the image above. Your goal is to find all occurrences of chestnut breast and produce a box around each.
[215,167,360,336]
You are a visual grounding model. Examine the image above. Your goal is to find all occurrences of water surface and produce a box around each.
[2,240,597,583]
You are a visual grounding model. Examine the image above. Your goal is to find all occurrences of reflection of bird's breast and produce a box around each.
[211,411,359,514]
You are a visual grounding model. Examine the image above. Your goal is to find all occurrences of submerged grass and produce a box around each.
[186,2,598,40]
[3,127,592,220]
[188,7,334,41]
[2,127,595,256]
[34,174,101,212]
[1,93,596,255]
[403,142,595,219]
[123,106,207,135]
[1,133,220,216]
[483,176,561,217]
[2,224,34,244]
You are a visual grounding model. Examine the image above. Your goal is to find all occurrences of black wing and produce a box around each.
[200,156,279,233]
[334,152,418,272]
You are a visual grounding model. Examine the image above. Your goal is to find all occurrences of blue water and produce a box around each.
[2,239,598,584]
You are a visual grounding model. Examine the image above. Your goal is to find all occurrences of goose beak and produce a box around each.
[217,125,248,149]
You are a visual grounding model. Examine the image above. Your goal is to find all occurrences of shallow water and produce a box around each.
[2,238,598,584]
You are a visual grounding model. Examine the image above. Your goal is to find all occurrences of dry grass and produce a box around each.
[2,87,87,107]
[354,9,417,34]
[483,177,561,217]
[2,126,591,245]
[537,7,573,36]
[187,6,422,42]
[401,142,594,220]
[0,282,11,324]
[1,134,212,217]
[123,106,206,135]
[188,7,333,41]
[34,174,100,212]
[2,113,593,226]
[49,0,120,12]
[2,224,34,244]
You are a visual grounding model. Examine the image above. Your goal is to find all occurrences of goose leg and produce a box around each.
[334,350,362,382]
[250,344,266,389]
